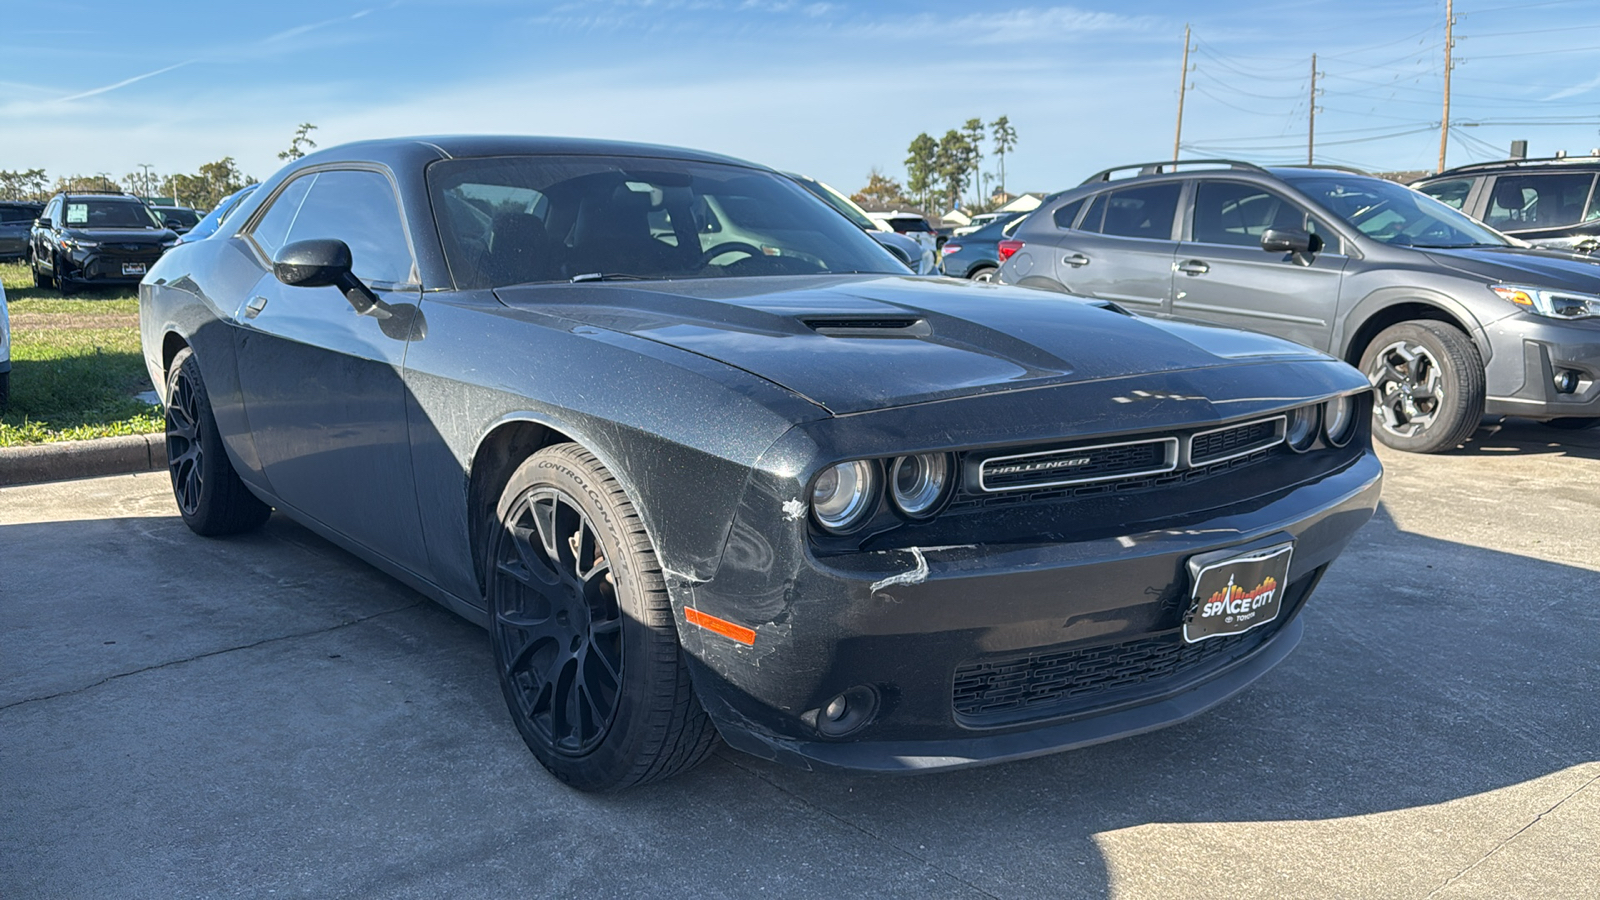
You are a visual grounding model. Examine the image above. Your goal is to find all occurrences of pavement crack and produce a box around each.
[0,601,424,712]
[719,753,1006,900]
[1423,769,1600,898]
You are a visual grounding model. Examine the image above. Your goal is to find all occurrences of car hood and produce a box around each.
[1423,245,1600,291]
[494,276,1324,414]
[64,227,175,244]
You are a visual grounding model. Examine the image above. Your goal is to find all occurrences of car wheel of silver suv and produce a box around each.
[1360,320,1485,453]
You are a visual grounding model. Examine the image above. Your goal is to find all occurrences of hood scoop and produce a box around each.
[802,315,931,337]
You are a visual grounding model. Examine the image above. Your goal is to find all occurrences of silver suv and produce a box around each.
[997,160,1600,452]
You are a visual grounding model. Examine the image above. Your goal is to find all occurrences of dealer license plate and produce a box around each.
[1182,543,1293,643]
[122,262,146,276]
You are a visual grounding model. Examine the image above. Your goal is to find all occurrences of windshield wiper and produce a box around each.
[570,272,652,283]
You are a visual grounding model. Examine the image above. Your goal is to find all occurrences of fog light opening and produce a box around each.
[1554,369,1581,394]
[814,685,880,738]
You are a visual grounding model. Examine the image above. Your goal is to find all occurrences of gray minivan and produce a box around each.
[998,160,1600,452]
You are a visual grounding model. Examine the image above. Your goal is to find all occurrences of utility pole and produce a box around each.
[1174,24,1192,163]
[1439,0,1455,172]
[1308,54,1318,166]
[138,163,155,198]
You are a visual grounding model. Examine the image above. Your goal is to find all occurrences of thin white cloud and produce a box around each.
[54,61,196,103]
[1544,73,1600,102]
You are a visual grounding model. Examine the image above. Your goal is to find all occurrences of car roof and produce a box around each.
[289,135,767,173]
[1420,156,1600,180]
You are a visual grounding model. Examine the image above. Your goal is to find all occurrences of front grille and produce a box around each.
[951,570,1317,726]
[1190,417,1283,465]
[979,437,1177,491]
[949,445,1277,512]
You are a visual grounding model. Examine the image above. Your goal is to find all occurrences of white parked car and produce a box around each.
[865,211,940,257]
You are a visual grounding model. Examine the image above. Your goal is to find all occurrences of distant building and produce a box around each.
[992,192,1050,214]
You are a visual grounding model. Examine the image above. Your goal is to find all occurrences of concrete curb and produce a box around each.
[0,433,167,487]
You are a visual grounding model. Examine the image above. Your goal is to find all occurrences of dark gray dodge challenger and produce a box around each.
[139,136,1382,791]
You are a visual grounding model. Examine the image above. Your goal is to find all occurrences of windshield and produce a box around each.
[1281,173,1508,248]
[62,200,162,229]
[428,156,905,289]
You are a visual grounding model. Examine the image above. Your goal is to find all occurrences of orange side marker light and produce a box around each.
[684,607,757,646]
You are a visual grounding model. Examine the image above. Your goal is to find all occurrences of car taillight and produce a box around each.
[941,243,961,255]
[997,239,1024,262]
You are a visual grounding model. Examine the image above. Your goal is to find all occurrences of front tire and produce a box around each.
[32,251,54,289]
[1360,321,1485,453]
[165,348,272,536]
[487,444,717,792]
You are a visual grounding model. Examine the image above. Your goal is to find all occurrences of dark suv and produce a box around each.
[0,200,43,261]
[29,192,177,293]
[1412,156,1600,254]
[997,159,1600,451]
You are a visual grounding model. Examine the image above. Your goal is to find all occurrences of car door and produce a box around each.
[1169,180,1348,353]
[232,168,428,566]
[1046,181,1182,314]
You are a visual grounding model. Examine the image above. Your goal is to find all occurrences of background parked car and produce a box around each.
[866,210,940,257]
[1411,156,1600,255]
[953,211,1017,236]
[0,200,43,261]
[150,205,201,235]
[940,212,1028,280]
[30,192,178,294]
[176,183,260,244]
[998,159,1600,450]
[787,173,940,274]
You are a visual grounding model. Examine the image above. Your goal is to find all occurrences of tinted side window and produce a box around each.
[250,176,314,259]
[282,170,415,285]
[1418,178,1473,210]
[1192,182,1307,247]
[1094,183,1181,239]
[1486,173,1595,230]
[1052,197,1086,229]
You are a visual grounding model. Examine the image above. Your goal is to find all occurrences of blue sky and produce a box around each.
[3,0,1598,199]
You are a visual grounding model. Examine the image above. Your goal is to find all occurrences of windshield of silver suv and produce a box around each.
[63,199,164,229]
[1280,173,1507,249]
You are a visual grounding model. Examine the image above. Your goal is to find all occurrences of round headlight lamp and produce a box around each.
[1322,394,1357,447]
[889,453,952,518]
[811,460,878,533]
[1285,405,1319,452]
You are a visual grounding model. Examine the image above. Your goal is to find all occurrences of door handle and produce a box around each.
[1063,253,1090,268]
[1176,260,1210,276]
[244,296,268,318]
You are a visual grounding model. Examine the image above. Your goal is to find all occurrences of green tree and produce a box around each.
[962,118,986,208]
[904,132,938,212]
[54,173,120,193]
[0,168,50,201]
[166,157,254,211]
[851,168,913,209]
[935,129,977,213]
[278,122,319,161]
[991,115,1018,197]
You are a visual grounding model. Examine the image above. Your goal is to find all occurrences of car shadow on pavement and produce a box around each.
[2,502,1596,898]
[1450,417,1600,461]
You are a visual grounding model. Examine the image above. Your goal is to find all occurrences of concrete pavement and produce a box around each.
[2,419,1597,898]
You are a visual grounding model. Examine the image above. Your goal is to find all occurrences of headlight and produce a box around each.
[1491,283,1600,319]
[811,460,878,533]
[889,453,952,518]
[1322,394,1357,447]
[1285,405,1319,452]
[60,235,99,250]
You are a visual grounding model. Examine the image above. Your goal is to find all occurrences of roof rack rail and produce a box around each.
[1432,155,1600,178]
[1079,159,1266,186]
[61,188,129,196]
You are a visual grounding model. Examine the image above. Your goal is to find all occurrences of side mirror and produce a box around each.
[1261,228,1314,254]
[273,238,353,287]
[36,217,51,229]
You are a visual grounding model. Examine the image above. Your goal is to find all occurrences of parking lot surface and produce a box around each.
[3,419,1597,899]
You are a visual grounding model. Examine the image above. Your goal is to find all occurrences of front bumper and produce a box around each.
[1483,313,1600,418]
[676,450,1383,773]
[61,246,166,284]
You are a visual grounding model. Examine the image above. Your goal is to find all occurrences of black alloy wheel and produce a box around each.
[488,444,717,791]
[31,251,53,289]
[1360,321,1485,453]
[164,348,272,536]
